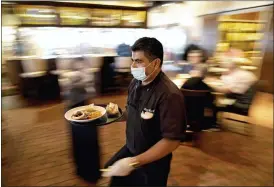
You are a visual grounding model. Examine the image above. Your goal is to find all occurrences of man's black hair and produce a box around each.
[131,37,164,66]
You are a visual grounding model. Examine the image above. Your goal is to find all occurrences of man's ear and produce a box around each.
[154,58,161,68]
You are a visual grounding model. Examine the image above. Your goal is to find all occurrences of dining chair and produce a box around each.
[219,82,258,136]
[181,88,211,146]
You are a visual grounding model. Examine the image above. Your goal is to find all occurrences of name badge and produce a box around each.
[141,108,155,119]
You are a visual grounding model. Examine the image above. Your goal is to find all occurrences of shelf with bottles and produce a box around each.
[91,9,122,27]
[13,4,147,28]
[217,41,262,52]
[210,51,262,71]
[58,7,91,26]
[219,32,264,42]
[14,5,58,25]
[121,10,146,27]
[216,49,261,59]
[218,22,265,32]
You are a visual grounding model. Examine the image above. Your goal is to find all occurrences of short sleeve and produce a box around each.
[221,71,257,94]
[230,73,257,94]
[159,93,186,140]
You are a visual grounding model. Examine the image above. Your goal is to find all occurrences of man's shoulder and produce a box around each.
[157,73,183,98]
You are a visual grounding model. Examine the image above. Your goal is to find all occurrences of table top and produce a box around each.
[176,74,191,79]
[50,70,70,75]
[20,71,47,78]
[115,68,131,73]
[84,68,101,73]
[208,67,228,73]
[171,75,225,96]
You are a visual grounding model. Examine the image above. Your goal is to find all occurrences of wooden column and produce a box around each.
[259,8,273,93]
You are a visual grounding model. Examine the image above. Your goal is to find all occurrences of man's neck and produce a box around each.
[142,67,161,86]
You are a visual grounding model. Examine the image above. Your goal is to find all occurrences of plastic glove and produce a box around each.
[102,157,137,177]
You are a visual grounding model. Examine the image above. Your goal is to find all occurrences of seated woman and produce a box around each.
[182,64,211,91]
[181,44,207,74]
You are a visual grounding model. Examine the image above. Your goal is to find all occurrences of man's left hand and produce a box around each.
[102,157,137,177]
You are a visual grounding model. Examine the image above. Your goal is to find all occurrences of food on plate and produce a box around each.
[71,104,102,120]
[106,102,119,116]
[71,111,85,120]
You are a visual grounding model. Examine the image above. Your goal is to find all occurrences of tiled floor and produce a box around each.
[2,92,273,186]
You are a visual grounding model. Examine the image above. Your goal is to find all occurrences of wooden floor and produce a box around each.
[2,92,273,186]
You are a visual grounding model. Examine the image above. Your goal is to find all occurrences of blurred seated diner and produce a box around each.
[66,57,89,109]
[181,64,219,130]
[211,49,257,98]
[210,49,258,126]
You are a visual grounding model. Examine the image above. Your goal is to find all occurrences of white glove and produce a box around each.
[102,157,137,177]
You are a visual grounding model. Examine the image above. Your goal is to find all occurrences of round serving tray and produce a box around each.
[69,104,124,127]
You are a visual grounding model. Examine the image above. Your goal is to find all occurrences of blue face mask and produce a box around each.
[131,62,153,81]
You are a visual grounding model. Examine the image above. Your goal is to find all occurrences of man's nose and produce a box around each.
[131,62,137,68]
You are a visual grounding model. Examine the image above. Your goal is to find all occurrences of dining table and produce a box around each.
[171,73,225,90]
[171,74,233,106]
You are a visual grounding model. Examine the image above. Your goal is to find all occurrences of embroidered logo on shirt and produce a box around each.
[143,108,155,113]
[141,108,155,119]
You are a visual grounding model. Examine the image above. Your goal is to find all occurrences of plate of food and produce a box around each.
[65,104,106,123]
[106,102,120,117]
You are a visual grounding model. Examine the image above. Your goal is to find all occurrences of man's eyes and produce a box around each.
[132,60,142,64]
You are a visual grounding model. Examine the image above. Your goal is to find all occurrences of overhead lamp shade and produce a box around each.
[2,14,21,26]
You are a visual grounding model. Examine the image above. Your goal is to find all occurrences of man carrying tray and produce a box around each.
[102,37,187,186]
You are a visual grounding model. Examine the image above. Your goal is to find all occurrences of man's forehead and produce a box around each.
[132,51,145,59]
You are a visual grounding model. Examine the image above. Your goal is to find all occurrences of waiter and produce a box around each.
[102,37,186,186]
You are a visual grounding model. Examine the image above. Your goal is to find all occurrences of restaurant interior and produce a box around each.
[1,1,273,186]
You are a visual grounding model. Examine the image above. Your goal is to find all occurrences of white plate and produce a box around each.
[64,105,106,123]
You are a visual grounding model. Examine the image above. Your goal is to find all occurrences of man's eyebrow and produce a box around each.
[132,58,142,61]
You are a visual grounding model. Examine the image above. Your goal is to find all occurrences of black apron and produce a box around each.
[106,78,172,186]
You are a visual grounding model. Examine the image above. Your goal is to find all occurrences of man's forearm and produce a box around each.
[134,138,180,166]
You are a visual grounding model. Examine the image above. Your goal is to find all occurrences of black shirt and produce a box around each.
[182,77,211,91]
[126,71,186,155]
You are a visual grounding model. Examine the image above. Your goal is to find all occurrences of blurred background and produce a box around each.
[1,1,273,186]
